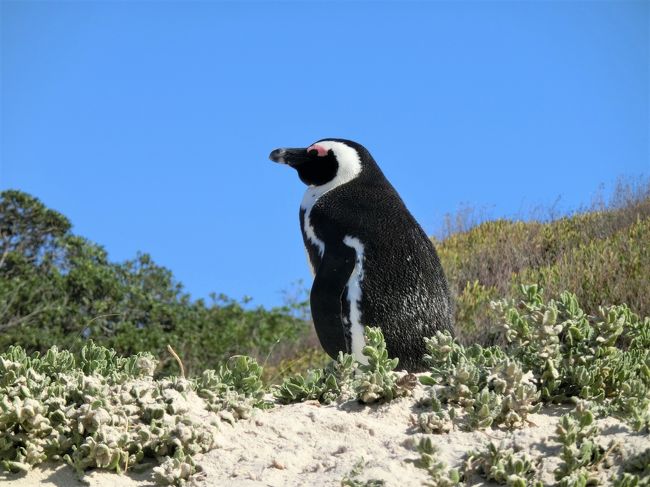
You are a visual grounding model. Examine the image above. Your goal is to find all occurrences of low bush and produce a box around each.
[436,178,650,344]
[0,342,269,485]
[413,285,650,434]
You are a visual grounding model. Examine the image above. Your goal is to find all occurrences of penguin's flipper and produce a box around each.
[309,242,356,359]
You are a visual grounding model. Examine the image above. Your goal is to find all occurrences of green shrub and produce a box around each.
[414,437,462,487]
[436,179,650,344]
[466,442,541,487]
[553,401,612,487]
[0,190,307,376]
[418,329,541,431]
[414,285,650,434]
[274,327,416,405]
[494,285,650,425]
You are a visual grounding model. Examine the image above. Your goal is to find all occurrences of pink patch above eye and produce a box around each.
[307,144,328,157]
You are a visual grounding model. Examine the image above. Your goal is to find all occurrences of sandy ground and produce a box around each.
[2,384,647,486]
[0,464,156,487]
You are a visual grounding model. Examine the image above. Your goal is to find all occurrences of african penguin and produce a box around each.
[269,139,453,372]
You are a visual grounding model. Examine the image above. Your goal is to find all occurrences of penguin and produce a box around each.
[269,139,453,372]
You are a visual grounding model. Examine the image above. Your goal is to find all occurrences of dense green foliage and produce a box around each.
[496,286,650,418]
[0,190,307,375]
[436,180,650,344]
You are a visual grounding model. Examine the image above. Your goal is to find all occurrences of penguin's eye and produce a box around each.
[307,144,329,157]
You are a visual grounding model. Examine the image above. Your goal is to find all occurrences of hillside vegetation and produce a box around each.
[0,181,648,485]
[1,180,648,375]
[436,179,650,344]
[0,190,308,376]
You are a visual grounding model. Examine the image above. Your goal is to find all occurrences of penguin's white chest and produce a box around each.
[343,235,368,365]
[301,188,325,260]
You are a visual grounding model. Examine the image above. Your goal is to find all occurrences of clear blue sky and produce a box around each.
[1,1,648,308]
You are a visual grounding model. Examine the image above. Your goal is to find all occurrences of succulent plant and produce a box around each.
[275,327,412,405]
[340,457,386,487]
[153,447,202,486]
[414,388,452,434]
[414,437,462,487]
[493,286,650,409]
[553,401,608,486]
[194,354,270,419]
[419,333,540,431]
[0,342,267,485]
[274,351,356,404]
[354,327,414,404]
[466,441,542,487]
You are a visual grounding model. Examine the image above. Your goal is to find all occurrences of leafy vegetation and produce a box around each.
[1,289,648,485]
[2,181,648,484]
[496,285,650,427]
[0,190,307,375]
[274,351,356,404]
[436,178,650,344]
[414,437,461,487]
[419,327,541,430]
[275,327,416,405]
[0,342,270,484]
[554,401,607,487]
[412,285,650,435]
[466,442,541,487]
[195,354,271,421]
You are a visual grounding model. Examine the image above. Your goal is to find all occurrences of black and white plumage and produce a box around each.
[269,139,453,372]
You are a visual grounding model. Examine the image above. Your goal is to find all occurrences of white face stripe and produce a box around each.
[343,235,368,364]
[300,141,363,259]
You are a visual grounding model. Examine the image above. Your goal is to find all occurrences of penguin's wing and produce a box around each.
[309,240,356,357]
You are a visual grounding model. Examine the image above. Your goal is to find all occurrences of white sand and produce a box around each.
[0,463,156,486]
[2,384,647,486]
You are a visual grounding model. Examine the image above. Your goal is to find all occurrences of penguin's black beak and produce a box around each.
[269,147,310,168]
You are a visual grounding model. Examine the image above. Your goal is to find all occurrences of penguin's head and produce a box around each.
[269,139,370,187]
